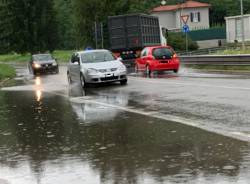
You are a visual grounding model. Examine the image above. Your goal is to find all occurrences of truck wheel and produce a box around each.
[173,69,178,73]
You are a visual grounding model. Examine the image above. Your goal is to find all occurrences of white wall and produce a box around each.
[226,15,250,43]
[176,7,210,30]
[151,11,176,30]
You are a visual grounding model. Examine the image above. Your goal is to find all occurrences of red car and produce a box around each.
[135,46,180,75]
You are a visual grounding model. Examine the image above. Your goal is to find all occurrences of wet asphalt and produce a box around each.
[0,65,250,184]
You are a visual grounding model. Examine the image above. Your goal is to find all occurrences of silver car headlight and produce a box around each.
[87,68,99,75]
[118,64,126,72]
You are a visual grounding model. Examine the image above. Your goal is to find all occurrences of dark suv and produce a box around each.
[29,54,59,75]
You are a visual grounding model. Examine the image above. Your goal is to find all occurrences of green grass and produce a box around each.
[0,50,74,63]
[216,49,250,55]
[0,64,16,81]
[52,50,73,63]
[0,53,31,63]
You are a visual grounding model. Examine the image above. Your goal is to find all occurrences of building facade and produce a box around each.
[151,0,210,31]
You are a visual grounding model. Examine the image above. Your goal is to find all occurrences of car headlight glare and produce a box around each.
[34,63,41,68]
[87,68,98,75]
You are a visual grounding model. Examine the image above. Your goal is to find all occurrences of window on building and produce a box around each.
[190,12,201,23]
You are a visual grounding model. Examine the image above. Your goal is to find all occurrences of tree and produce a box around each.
[72,0,130,49]
[0,0,15,53]
[54,0,75,49]
[11,0,58,53]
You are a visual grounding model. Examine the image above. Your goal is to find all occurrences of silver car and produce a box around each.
[67,49,127,87]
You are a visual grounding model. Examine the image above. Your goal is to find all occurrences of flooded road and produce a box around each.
[1,65,250,183]
[1,90,250,184]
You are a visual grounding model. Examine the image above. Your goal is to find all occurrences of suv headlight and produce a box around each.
[52,61,58,66]
[87,68,98,75]
[33,63,41,68]
[118,64,126,72]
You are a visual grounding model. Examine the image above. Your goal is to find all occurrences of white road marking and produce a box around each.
[129,76,250,91]
[70,96,250,142]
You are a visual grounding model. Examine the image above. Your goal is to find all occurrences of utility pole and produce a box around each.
[101,23,104,49]
[94,21,98,49]
[240,0,245,50]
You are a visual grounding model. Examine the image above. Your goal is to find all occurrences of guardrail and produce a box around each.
[180,55,250,65]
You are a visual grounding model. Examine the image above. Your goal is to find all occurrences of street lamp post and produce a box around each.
[240,0,245,50]
[161,0,166,6]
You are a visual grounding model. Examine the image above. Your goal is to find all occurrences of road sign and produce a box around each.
[181,15,189,25]
[182,24,189,33]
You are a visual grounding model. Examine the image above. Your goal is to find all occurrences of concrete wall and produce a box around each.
[225,15,250,43]
[196,39,226,49]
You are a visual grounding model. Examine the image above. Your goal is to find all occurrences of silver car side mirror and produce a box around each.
[117,57,122,62]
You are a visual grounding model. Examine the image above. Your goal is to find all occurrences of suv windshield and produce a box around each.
[33,54,53,61]
[81,51,115,63]
[152,48,174,59]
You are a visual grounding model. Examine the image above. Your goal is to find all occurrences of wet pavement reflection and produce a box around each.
[0,87,250,184]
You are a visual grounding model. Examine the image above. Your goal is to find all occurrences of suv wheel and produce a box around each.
[67,72,72,84]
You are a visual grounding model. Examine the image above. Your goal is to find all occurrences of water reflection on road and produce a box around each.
[0,84,250,184]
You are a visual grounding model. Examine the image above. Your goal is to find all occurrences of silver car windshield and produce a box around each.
[81,51,115,63]
[33,54,52,61]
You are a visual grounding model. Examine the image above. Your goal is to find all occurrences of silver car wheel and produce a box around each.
[80,74,85,88]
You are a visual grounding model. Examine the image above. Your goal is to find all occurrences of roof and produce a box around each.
[152,0,211,13]
[77,49,110,54]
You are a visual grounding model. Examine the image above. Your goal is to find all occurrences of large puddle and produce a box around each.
[0,90,250,184]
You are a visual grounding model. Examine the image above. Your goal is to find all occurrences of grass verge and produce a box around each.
[0,50,74,63]
[52,50,73,63]
[216,49,250,55]
[0,53,30,63]
[0,64,16,83]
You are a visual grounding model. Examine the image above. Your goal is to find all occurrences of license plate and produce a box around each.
[105,73,114,77]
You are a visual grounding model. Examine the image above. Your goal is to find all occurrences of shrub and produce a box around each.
[167,32,198,51]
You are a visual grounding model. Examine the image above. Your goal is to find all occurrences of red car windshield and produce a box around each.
[152,48,174,59]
